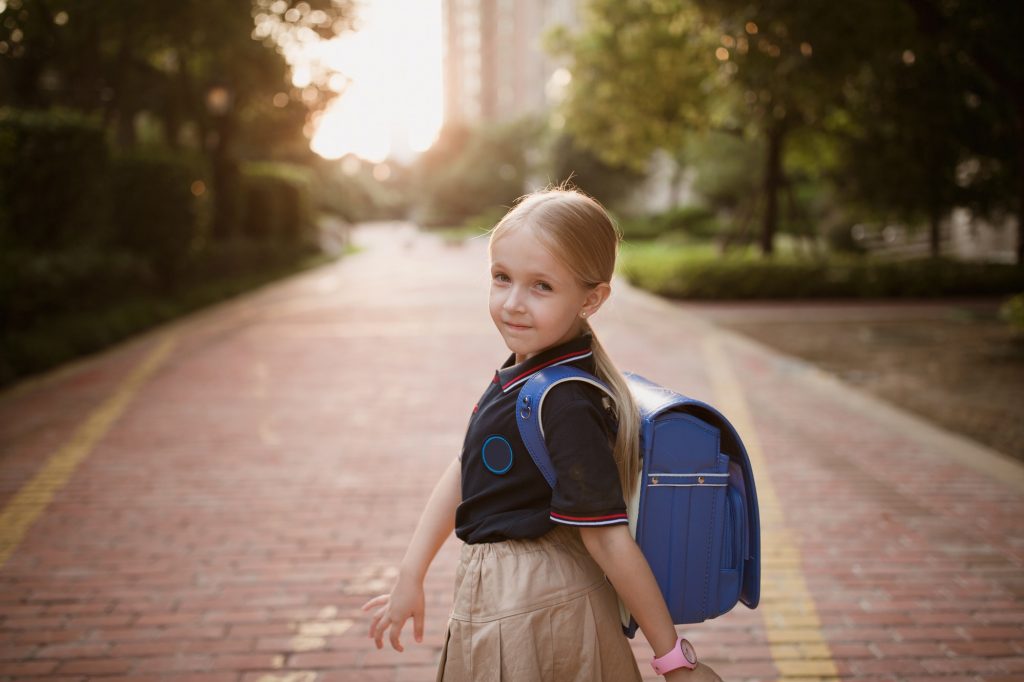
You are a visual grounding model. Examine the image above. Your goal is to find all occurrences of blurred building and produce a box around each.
[442,0,579,125]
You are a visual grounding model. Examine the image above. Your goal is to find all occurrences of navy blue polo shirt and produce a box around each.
[455,334,629,544]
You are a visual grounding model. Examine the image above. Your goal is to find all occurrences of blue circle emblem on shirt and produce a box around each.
[481,435,514,475]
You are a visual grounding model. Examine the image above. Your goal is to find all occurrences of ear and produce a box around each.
[580,282,611,319]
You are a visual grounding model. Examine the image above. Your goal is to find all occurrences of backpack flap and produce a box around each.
[637,409,732,629]
[626,372,761,613]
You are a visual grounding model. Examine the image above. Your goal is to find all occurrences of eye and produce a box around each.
[492,272,510,284]
[535,281,553,292]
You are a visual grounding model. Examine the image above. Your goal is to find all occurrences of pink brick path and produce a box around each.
[0,223,1021,681]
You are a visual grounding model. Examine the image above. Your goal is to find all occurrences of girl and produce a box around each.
[362,188,721,681]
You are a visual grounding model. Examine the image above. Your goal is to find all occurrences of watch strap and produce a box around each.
[651,636,697,675]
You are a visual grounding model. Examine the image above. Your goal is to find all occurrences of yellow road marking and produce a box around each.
[0,335,177,567]
[702,334,839,680]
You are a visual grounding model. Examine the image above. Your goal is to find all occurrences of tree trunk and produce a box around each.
[115,105,137,148]
[177,47,206,147]
[211,111,240,240]
[1018,103,1024,265]
[929,207,942,258]
[927,143,942,258]
[760,121,786,256]
[70,11,102,110]
[159,77,182,150]
[669,153,686,207]
[103,16,135,148]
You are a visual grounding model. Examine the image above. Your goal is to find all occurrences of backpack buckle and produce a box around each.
[519,395,532,419]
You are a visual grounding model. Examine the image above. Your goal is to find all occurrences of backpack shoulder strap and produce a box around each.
[516,365,614,489]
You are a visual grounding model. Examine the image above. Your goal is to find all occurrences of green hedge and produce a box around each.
[109,151,208,286]
[184,237,315,280]
[617,205,721,243]
[0,249,154,328]
[1002,293,1024,333]
[0,108,109,250]
[0,109,334,386]
[0,239,326,386]
[239,162,313,243]
[620,245,1024,299]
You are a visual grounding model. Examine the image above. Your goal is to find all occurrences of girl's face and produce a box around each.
[488,225,608,364]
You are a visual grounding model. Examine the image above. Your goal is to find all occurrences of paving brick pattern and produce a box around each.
[0,223,1021,681]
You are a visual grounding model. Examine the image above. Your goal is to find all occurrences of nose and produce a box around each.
[503,286,527,313]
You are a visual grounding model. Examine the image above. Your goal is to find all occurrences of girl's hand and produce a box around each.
[360,575,425,652]
[664,662,723,682]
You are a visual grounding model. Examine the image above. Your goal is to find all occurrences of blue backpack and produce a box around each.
[516,366,761,638]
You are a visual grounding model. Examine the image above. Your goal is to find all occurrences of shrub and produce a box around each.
[0,249,155,329]
[239,162,314,243]
[619,245,1024,300]
[0,108,109,250]
[461,206,507,232]
[183,237,314,282]
[651,205,720,239]
[316,164,380,222]
[0,243,327,387]
[108,150,207,287]
[415,119,537,227]
[617,205,720,243]
[824,221,866,255]
[616,215,670,242]
[687,132,761,212]
[1001,293,1024,334]
[547,133,645,211]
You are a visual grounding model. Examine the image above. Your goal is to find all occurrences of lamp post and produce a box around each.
[205,82,236,240]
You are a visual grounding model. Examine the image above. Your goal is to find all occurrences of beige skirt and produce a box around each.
[436,525,642,682]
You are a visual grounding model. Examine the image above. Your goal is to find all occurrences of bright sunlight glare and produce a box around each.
[310,0,443,163]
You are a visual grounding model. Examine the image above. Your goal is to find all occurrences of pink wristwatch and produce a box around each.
[651,636,698,675]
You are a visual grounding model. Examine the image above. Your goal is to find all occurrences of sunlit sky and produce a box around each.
[305,0,443,163]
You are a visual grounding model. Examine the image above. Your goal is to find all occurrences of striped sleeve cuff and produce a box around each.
[550,510,629,527]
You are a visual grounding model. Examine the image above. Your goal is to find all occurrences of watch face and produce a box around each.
[680,639,697,665]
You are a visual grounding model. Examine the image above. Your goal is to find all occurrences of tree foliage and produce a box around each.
[412,119,541,227]
[557,0,1022,260]
[549,0,720,169]
[546,132,646,211]
[0,0,354,156]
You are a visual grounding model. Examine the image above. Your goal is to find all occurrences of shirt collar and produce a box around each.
[495,334,596,394]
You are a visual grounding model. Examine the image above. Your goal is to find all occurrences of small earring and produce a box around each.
[580,311,588,318]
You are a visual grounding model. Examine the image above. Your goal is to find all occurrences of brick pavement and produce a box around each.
[0,222,1021,681]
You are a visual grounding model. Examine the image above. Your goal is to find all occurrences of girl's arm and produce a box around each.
[580,524,719,681]
[362,456,461,651]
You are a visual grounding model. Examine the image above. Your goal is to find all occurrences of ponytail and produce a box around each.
[587,324,641,501]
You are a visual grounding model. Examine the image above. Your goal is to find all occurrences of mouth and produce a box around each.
[504,321,531,331]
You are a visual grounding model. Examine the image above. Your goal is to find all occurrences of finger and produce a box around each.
[368,606,387,638]
[390,617,406,652]
[368,608,385,638]
[413,609,424,643]
[374,616,390,650]
[361,595,388,611]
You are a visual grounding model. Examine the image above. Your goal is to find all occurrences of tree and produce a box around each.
[0,0,354,152]
[832,35,969,256]
[556,0,874,253]
[897,0,1024,263]
[413,119,542,227]
[557,0,1015,258]
[550,1,720,170]
[1,0,356,238]
[546,132,646,211]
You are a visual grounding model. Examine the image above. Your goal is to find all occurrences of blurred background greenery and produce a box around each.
[1,0,1023,387]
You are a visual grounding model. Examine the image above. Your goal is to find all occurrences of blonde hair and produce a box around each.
[489,186,641,500]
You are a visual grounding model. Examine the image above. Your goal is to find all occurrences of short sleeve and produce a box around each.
[542,385,628,528]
